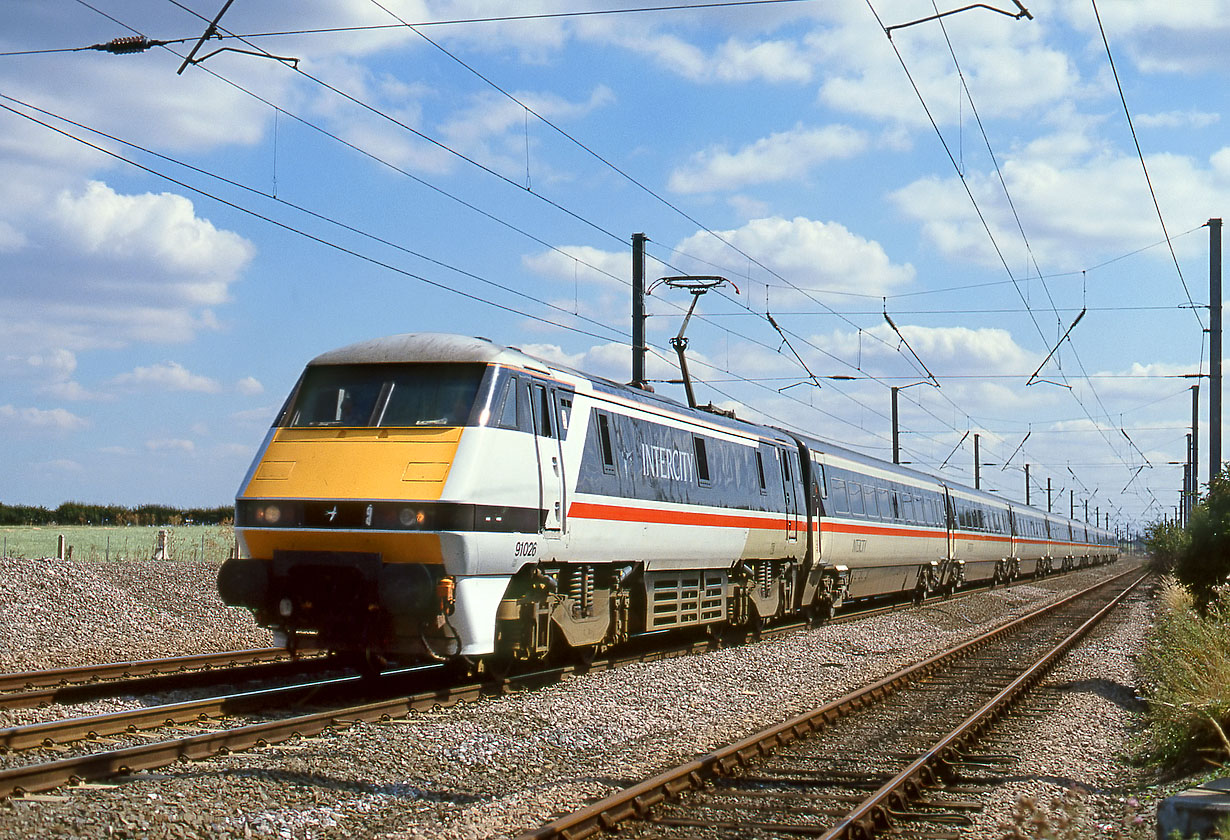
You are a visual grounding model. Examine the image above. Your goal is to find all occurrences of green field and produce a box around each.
[0,524,235,563]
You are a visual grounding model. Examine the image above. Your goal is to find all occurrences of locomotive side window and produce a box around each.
[755,451,767,493]
[558,395,572,436]
[496,377,520,429]
[532,383,553,438]
[596,412,616,473]
[286,363,485,428]
[693,436,711,485]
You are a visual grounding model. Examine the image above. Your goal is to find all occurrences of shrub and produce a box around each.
[1175,469,1230,608]
[1138,578,1230,770]
[1145,519,1189,575]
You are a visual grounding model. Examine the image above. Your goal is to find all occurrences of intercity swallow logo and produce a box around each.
[326,506,338,522]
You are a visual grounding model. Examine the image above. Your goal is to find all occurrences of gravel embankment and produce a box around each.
[0,557,1154,839]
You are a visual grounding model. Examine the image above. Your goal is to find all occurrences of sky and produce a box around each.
[1,0,1228,535]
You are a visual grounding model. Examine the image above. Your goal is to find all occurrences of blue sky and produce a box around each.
[1,1,1227,534]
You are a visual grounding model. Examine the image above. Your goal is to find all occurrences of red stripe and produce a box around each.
[568,501,788,530]
[569,501,1104,549]
[822,521,944,540]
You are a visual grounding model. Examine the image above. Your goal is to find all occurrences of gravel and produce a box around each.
[0,557,1156,839]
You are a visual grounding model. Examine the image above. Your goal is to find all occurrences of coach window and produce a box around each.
[829,477,848,513]
[848,481,865,515]
[873,488,888,520]
[901,493,914,523]
[890,489,902,520]
[693,436,711,486]
[596,412,616,473]
[755,451,767,494]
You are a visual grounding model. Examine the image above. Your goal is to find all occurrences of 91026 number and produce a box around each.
[514,540,538,558]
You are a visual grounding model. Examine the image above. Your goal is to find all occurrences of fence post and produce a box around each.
[57,534,66,560]
[152,529,172,561]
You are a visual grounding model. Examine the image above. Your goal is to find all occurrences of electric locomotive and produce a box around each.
[218,332,1117,668]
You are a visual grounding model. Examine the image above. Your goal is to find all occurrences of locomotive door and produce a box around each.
[530,381,565,538]
[780,446,799,542]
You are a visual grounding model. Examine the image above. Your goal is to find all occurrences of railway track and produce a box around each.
[0,566,1121,803]
[0,648,308,693]
[519,568,1146,840]
[0,653,339,713]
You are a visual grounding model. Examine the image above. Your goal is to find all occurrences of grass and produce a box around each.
[0,524,236,564]
[1137,577,1230,773]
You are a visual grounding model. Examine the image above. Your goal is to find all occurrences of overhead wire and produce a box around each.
[863,0,1151,497]
[168,0,933,444]
[1089,0,1204,336]
[358,0,940,386]
[54,0,1164,523]
[59,0,917,451]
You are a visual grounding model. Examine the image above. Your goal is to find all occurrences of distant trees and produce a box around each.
[1148,466,1230,611]
[0,502,233,526]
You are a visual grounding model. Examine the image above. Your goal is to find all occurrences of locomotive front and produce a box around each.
[218,334,537,662]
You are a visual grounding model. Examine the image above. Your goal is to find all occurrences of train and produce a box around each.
[218,332,1118,670]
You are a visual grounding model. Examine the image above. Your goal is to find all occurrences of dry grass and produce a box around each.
[0,524,235,563]
[1138,577,1230,771]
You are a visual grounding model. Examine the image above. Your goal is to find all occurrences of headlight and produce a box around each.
[263,504,282,525]
[398,507,427,528]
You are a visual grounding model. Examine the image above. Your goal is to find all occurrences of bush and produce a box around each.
[1175,470,1230,607]
[1138,578,1230,770]
[1146,519,1190,575]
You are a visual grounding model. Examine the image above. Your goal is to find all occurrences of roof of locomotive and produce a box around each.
[309,332,534,367]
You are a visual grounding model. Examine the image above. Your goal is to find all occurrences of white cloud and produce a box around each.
[808,6,1081,126]
[1136,110,1220,129]
[1058,0,1230,74]
[0,404,88,432]
[815,323,1037,378]
[40,380,109,402]
[890,146,1230,267]
[145,438,195,453]
[599,32,815,84]
[51,182,251,306]
[672,217,915,301]
[111,361,223,394]
[0,181,254,356]
[98,445,135,456]
[520,341,684,386]
[522,244,636,290]
[438,86,614,179]
[232,406,279,425]
[236,376,265,396]
[668,124,866,194]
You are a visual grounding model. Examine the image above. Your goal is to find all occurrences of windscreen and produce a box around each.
[281,363,487,428]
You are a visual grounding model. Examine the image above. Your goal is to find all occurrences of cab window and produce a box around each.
[284,363,485,428]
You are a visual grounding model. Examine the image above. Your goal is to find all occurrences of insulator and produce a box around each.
[98,36,152,54]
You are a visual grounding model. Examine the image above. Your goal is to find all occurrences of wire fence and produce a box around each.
[0,525,237,564]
